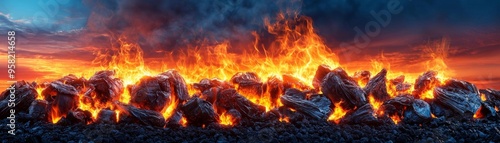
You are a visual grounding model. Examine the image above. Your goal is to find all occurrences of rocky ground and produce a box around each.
[1,117,499,143]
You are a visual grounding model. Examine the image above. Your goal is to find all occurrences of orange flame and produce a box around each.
[480,93,487,101]
[390,115,401,124]
[328,102,347,124]
[32,11,458,126]
[219,112,234,126]
[368,96,382,112]
[50,110,63,124]
[180,117,188,127]
[35,86,45,100]
[279,116,290,123]
[161,97,179,120]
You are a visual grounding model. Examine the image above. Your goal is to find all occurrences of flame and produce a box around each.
[35,86,45,100]
[368,96,382,113]
[161,97,179,120]
[180,117,188,127]
[279,116,290,123]
[328,102,347,124]
[115,110,120,122]
[390,115,401,124]
[474,109,483,119]
[219,112,234,126]
[92,37,155,104]
[495,106,499,112]
[31,11,459,126]
[49,106,64,124]
[480,93,487,101]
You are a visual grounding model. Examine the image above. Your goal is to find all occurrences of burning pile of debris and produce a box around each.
[1,65,499,129]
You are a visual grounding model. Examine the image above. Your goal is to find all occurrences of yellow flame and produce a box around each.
[219,112,234,126]
[328,102,347,124]
[368,96,382,112]
[390,115,400,124]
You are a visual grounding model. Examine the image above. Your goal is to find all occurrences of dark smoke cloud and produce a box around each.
[83,0,306,55]
[302,0,500,41]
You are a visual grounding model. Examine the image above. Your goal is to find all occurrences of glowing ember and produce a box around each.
[30,11,459,127]
[35,86,45,100]
[480,93,487,101]
[115,110,120,122]
[279,116,290,123]
[328,102,347,124]
[161,98,179,120]
[368,96,382,112]
[390,115,401,124]
[219,112,234,126]
[181,117,188,127]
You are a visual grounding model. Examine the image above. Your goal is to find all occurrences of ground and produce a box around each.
[1,117,499,143]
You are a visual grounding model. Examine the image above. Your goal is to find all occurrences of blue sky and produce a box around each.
[0,0,90,32]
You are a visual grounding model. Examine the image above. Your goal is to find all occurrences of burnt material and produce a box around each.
[364,69,390,102]
[230,72,264,96]
[42,81,80,121]
[96,109,117,124]
[130,75,171,112]
[160,70,190,101]
[280,88,329,120]
[58,109,93,125]
[313,64,332,91]
[433,79,481,118]
[340,104,378,125]
[217,89,266,120]
[321,68,367,110]
[117,104,166,127]
[85,70,124,103]
[413,71,440,98]
[480,88,500,110]
[353,70,371,86]
[0,81,38,118]
[181,97,219,126]
[265,76,284,108]
[403,99,432,124]
[57,74,88,93]
[193,78,233,93]
[389,75,411,94]
[28,100,49,121]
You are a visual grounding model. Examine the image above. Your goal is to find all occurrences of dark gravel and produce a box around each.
[1,117,499,143]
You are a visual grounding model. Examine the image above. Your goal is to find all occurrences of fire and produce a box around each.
[368,96,382,113]
[328,102,347,124]
[35,86,45,100]
[474,109,483,119]
[219,112,234,126]
[92,37,155,104]
[279,116,290,123]
[480,93,487,101]
[161,97,179,120]
[390,115,401,124]
[495,106,499,112]
[180,117,188,127]
[115,110,120,122]
[31,10,460,126]
[49,107,63,124]
[420,89,436,100]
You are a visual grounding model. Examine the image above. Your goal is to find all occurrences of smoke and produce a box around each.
[83,0,308,55]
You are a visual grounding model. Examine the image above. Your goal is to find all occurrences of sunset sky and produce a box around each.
[0,0,499,90]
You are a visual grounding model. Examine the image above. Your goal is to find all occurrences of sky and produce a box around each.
[0,0,499,89]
